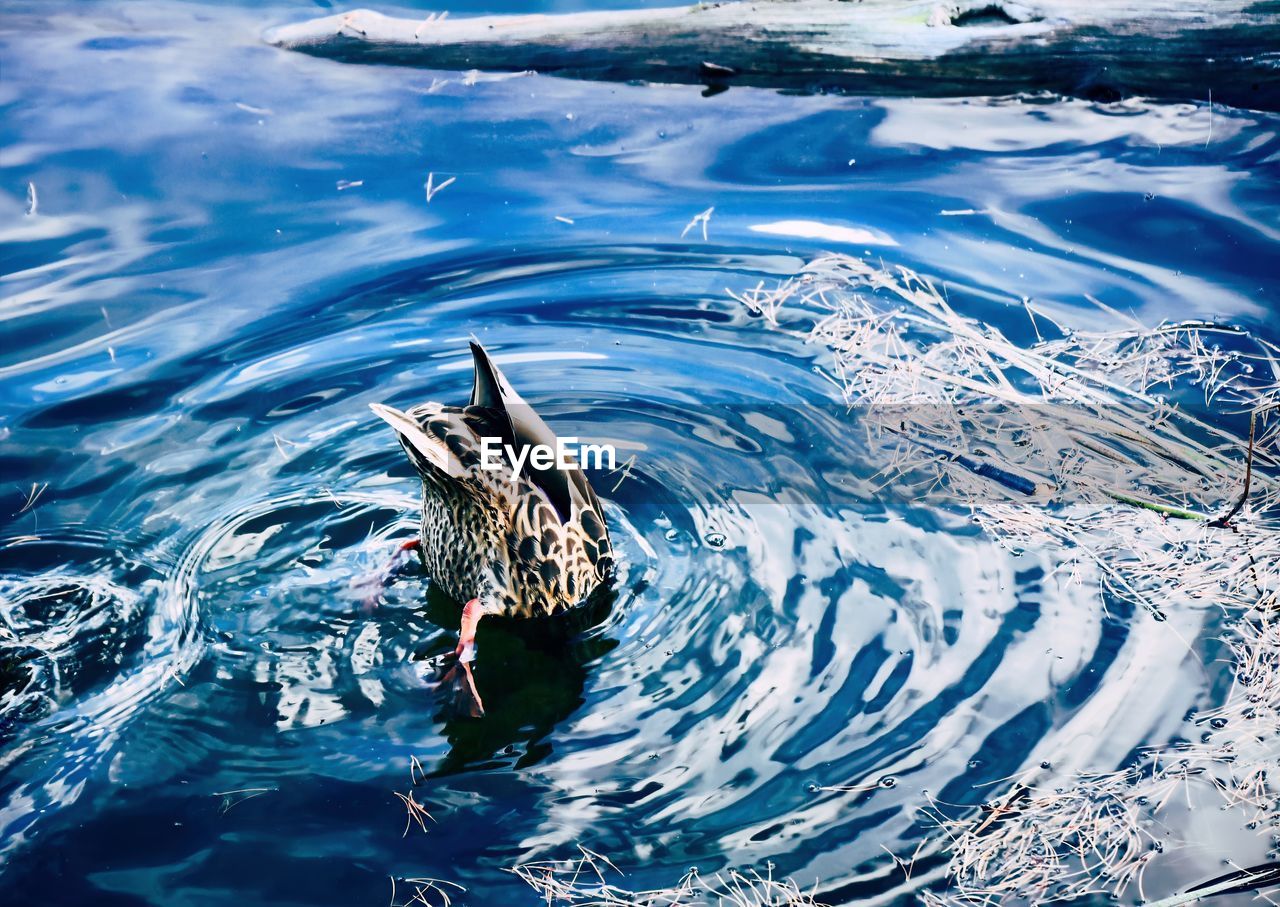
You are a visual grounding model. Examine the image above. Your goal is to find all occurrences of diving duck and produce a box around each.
[370,342,612,712]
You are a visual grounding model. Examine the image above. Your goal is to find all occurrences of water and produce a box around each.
[3,2,1280,904]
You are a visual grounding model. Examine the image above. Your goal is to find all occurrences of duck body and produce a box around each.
[372,342,613,629]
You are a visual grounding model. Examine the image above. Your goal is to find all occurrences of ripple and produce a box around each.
[0,242,1243,895]
[0,531,199,855]
[61,246,1203,893]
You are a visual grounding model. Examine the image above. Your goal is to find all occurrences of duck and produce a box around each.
[370,341,613,713]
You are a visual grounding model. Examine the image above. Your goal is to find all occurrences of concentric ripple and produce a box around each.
[0,240,1220,900]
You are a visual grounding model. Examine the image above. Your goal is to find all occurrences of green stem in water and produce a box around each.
[1101,489,1209,522]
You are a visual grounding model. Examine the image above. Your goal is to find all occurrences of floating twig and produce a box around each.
[424,172,455,203]
[681,206,713,241]
[17,482,48,515]
[1101,489,1208,521]
[390,875,465,907]
[394,790,436,836]
[1143,860,1280,907]
[1209,408,1256,527]
[511,847,823,905]
[214,787,276,814]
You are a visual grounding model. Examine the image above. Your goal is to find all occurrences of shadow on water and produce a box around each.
[412,581,621,774]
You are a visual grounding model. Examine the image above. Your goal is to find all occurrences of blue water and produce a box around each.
[3,2,1280,904]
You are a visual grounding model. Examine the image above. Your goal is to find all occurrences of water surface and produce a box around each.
[2,2,1279,903]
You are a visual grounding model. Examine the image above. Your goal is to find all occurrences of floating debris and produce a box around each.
[739,254,1280,907]
[424,172,455,204]
[336,179,363,190]
[554,215,574,225]
[681,206,713,241]
[233,101,272,115]
[511,847,824,906]
[1146,861,1280,907]
[213,786,275,815]
[608,453,636,493]
[393,789,435,837]
[17,482,48,515]
[388,875,464,907]
[272,433,301,460]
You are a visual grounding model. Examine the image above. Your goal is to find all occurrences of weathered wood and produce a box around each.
[266,1,1280,110]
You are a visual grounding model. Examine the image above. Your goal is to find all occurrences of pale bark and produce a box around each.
[266,1,1280,110]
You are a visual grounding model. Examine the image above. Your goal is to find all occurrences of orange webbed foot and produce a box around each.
[356,538,422,612]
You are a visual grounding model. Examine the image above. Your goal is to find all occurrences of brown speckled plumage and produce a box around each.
[371,342,611,622]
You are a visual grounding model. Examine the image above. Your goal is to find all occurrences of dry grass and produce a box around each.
[922,773,1160,904]
[510,847,823,906]
[733,254,1280,905]
[394,789,436,837]
[388,875,466,907]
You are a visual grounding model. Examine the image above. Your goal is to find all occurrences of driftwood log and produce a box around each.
[266,1,1280,110]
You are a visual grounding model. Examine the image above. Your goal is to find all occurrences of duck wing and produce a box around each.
[371,344,612,583]
[372,398,613,582]
[467,341,606,528]
[372,398,525,475]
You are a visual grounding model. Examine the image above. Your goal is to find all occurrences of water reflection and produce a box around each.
[1,1,1278,902]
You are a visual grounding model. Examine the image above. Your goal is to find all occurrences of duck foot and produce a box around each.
[437,597,485,715]
[356,538,422,612]
[438,658,486,717]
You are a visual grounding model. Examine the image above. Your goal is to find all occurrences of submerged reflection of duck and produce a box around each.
[370,342,613,715]
[409,583,617,771]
